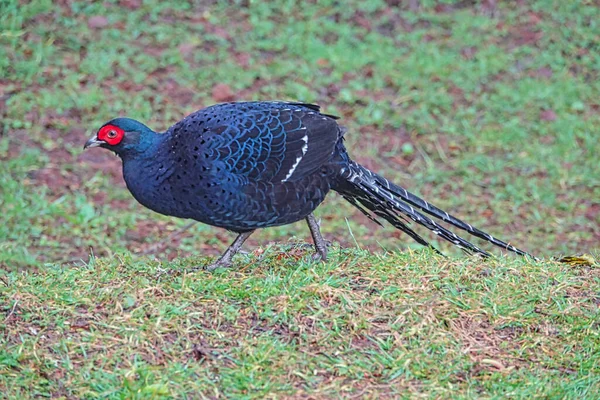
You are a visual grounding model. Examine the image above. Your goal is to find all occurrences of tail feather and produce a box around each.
[341,194,443,255]
[336,162,533,258]
[369,170,532,257]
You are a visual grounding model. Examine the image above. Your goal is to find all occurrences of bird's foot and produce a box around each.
[204,259,233,272]
[311,251,328,263]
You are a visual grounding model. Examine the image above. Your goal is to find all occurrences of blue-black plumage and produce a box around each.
[84,101,533,270]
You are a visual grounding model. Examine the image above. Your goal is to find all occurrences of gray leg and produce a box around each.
[203,230,254,272]
[306,213,328,262]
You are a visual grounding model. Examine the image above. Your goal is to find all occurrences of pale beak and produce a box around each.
[84,136,104,149]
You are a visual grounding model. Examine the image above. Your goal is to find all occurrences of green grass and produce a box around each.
[3,252,600,398]
[1,0,599,397]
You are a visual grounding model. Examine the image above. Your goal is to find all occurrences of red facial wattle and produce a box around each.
[97,124,125,146]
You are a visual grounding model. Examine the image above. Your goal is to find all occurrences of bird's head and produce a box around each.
[84,118,156,158]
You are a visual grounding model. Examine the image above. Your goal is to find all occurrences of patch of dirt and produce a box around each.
[350,335,380,351]
[76,150,124,186]
[26,167,81,197]
[497,11,544,51]
[450,314,528,372]
[2,128,39,160]
[211,83,235,102]
[449,310,584,378]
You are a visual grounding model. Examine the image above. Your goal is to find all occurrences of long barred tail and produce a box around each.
[335,162,534,258]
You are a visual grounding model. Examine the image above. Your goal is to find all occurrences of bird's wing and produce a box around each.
[199,103,341,183]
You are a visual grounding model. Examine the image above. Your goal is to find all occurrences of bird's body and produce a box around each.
[120,102,344,232]
[85,101,532,269]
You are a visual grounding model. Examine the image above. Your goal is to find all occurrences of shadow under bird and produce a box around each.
[84,101,533,270]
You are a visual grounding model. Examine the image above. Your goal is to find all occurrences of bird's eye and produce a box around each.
[107,130,117,138]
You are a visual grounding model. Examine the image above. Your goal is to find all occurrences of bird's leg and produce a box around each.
[204,230,255,272]
[305,213,328,262]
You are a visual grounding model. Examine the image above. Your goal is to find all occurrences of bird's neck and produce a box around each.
[120,131,172,215]
[118,130,164,161]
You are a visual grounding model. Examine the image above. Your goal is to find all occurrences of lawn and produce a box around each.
[1,0,599,398]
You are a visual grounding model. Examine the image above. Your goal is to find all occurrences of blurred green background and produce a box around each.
[1,0,599,268]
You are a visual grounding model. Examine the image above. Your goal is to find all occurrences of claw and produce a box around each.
[205,260,233,272]
[311,251,327,262]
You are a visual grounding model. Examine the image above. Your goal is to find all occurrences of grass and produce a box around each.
[3,252,600,398]
[1,0,599,397]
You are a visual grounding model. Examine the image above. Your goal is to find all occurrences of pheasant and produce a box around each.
[84,101,533,270]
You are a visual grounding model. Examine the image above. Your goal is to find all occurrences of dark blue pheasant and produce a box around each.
[84,101,532,270]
